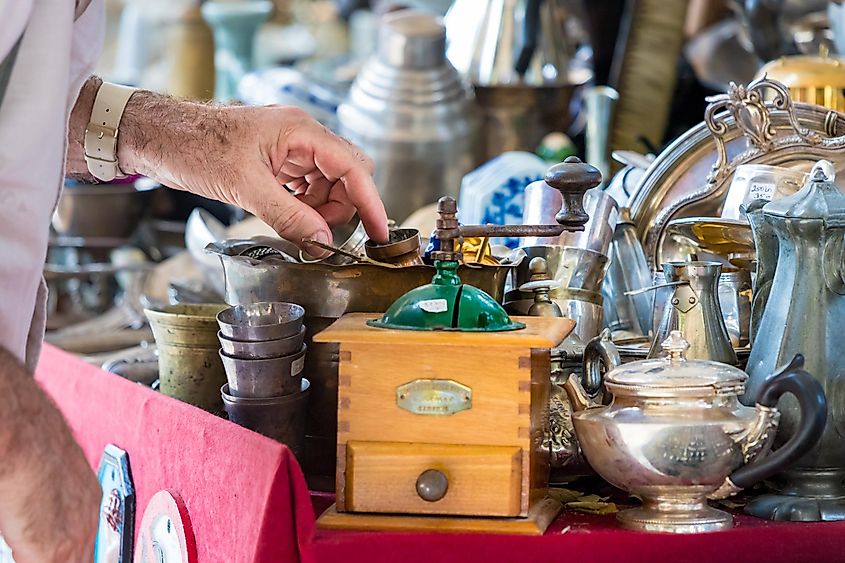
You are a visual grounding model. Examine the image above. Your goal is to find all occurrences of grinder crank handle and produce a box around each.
[545,156,601,230]
[714,355,827,498]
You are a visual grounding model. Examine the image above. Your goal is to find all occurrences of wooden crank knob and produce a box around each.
[544,156,601,230]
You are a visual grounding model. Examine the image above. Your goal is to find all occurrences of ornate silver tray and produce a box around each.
[630,77,845,268]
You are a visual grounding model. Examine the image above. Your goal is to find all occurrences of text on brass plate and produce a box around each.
[396,379,472,416]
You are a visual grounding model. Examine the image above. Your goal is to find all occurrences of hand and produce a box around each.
[0,351,100,563]
[118,95,390,248]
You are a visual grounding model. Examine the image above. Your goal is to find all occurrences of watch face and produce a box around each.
[94,445,135,563]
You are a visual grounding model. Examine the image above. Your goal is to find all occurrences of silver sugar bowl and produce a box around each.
[565,331,826,533]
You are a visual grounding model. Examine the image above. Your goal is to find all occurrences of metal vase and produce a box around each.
[583,86,619,184]
[145,304,228,413]
[338,10,478,223]
[648,262,737,364]
[718,269,752,348]
[200,0,272,102]
[602,210,653,336]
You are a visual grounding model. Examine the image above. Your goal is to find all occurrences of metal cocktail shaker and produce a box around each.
[338,10,478,223]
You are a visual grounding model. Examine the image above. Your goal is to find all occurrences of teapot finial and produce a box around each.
[810,160,835,183]
[662,330,690,362]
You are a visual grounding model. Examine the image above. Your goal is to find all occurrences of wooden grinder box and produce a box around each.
[314,313,574,534]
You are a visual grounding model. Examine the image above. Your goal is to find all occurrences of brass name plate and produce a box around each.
[396,379,472,416]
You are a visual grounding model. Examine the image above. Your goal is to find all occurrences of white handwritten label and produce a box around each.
[748,181,776,202]
[419,299,449,313]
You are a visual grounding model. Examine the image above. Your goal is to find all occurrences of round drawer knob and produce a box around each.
[415,469,448,502]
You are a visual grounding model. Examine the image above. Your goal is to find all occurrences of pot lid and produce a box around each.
[605,331,746,397]
[757,52,845,89]
[764,160,845,222]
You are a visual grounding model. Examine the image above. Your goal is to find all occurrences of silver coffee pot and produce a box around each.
[744,160,845,521]
[338,10,478,223]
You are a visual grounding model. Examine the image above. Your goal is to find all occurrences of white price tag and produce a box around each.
[419,299,449,313]
[748,181,776,201]
[291,356,305,376]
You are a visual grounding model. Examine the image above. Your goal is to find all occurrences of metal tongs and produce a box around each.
[300,238,400,268]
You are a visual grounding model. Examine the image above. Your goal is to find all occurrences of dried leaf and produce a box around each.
[566,501,619,515]
[716,498,746,509]
[548,487,584,504]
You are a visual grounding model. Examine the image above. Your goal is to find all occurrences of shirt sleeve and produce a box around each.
[0,0,33,62]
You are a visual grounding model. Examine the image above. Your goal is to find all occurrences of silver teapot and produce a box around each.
[744,160,845,521]
[564,331,826,533]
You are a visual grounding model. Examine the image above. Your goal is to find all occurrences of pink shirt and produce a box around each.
[0,0,103,369]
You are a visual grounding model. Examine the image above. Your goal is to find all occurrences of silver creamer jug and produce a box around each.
[744,160,845,521]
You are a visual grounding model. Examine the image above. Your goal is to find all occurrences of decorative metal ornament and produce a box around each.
[135,490,197,563]
[95,444,135,563]
[630,77,845,268]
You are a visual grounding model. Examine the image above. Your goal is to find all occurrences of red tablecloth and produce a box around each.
[305,492,845,563]
[35,344,317,563]
[36,345,845,563]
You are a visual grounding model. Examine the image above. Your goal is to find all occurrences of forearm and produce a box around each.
[0,348,91,554]
[65,76,238,200]
[0,348,72,473]
[64,76,389,243]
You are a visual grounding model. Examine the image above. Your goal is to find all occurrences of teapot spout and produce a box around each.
[561,372,595,412]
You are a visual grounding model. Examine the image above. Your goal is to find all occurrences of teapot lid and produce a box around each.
[605,331,747,398]
[764,160,845,222]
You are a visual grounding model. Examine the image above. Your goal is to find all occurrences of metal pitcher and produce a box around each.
[743,160,845,521]
[648,261,737,365]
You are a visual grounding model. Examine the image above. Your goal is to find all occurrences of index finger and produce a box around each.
[309,130,389,243]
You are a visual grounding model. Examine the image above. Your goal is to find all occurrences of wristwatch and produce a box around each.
[84,82,138,182]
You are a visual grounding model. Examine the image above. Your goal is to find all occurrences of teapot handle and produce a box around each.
[713,355,826,498]
[582,328,621,396]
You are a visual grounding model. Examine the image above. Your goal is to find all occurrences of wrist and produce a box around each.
[115,89,155,177]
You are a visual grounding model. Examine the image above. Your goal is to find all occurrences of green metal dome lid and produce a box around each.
[367,260,525,332]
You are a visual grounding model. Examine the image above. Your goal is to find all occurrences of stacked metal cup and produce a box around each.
[217,302,310,460]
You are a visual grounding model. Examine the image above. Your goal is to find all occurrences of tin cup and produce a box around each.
[222,379,310,460]
[217,302,305,341]
[217,326,306,359]
[219,345,306,398]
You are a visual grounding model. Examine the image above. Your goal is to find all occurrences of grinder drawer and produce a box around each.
[344,441,523,516]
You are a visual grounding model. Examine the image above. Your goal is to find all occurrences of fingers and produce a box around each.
[305,130,388,243]
[295,176,333,209]
[315,199,357,226]
[241,169,334,255]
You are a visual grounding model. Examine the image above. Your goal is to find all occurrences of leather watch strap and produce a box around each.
[84,82,138,182]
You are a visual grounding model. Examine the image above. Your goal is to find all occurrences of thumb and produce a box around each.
[240,171,333,253]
